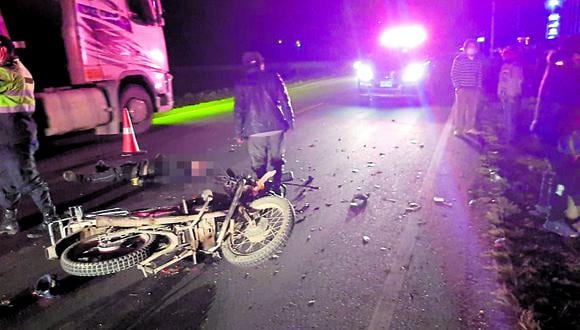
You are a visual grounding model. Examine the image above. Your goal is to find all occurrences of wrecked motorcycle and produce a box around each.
[46,170,295,277]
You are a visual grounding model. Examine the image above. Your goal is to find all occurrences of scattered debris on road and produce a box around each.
[350,193,370,209]
[306,235,311,242]
[405,202,422,213]
[160,266,182,276]
[383,198,397,203]
[362,236,371,244]
[308,299,316,306]
[296,203,310,213]
[352,169,360,173]
[296,216,307,224]
[294,190,307,202]
[33,274,58,299]
[270,254,279,260]
[380,247,387,251]
[433,197,453,207]
[325,203,333,207]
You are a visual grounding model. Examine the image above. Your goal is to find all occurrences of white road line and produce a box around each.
[368,117,454,330]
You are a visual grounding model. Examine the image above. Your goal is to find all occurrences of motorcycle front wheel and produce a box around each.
[222,196,295,267]
[60,233,156,277]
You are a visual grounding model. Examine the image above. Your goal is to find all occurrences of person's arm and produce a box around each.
[497,64,506,98]
[531,65,550,132]
[516,64,524,87]
[275,74,294,129]
[450,56,461,89]
[233,84,246,139]
[0,69,10,94]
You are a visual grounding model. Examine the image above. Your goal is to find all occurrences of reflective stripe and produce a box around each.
[123,127,134,135]
[0,104,35,113]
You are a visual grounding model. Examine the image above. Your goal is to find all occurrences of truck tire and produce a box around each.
[120,84,154,134]
[222,196,295,267]
[60,234,156,277]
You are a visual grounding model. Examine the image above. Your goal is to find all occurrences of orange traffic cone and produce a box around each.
[121,108,146,156]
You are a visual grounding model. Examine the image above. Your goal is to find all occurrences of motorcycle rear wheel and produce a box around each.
[223,196,295,267]
[60,234,156,277]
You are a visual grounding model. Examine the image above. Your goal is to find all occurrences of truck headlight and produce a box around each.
[402,62,428,83]
[355,63,374,82]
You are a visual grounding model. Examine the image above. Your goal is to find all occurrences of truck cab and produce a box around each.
[0,0,174,136]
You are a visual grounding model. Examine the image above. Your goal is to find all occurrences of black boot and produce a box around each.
[0,209,19,236]
[271,159,285,196]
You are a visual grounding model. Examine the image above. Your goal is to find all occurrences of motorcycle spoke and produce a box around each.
[230,206,287,256]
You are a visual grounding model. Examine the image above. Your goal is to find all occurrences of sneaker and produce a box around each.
[542,218,579,238]
[0,209,19,236]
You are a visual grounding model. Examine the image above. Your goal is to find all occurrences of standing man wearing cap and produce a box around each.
[0,35,58,236]
[451,39,484,137]
[233,52,295,195]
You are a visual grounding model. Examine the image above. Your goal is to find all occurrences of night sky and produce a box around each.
[163,0,548,66]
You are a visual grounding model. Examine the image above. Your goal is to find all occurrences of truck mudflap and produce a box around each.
[38,87,111,136]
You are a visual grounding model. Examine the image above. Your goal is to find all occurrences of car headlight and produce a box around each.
[355,63,374,82]
[402,62,428,83]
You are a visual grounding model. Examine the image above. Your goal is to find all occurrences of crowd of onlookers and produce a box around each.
[451,35,579,237]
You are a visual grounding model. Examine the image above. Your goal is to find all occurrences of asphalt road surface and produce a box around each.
[0,77,516,329]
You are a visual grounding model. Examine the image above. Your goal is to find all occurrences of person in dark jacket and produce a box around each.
[0,35,58,236]
[531,35,580,237]
[234,52,295,194]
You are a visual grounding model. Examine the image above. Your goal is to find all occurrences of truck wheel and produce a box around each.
[120,84,154,134]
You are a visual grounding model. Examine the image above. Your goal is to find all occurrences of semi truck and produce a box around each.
[0,0,173,136]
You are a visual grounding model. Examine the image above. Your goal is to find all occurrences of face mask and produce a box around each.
[466,48,477,56]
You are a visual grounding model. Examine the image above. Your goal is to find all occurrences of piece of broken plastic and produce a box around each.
[34,274,58,299]
[406,202,421,212]
[350,193,370,209]
[433,197,453,207]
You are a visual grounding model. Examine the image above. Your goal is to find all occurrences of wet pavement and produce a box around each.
[0,77,516,329]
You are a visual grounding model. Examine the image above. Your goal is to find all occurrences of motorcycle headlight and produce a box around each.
[402,62,428,83]
[355,63,374,82]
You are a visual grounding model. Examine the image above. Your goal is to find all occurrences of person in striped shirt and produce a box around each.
[450,39,483,136]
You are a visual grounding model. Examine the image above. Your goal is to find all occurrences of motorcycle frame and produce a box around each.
[47,176,253,277]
